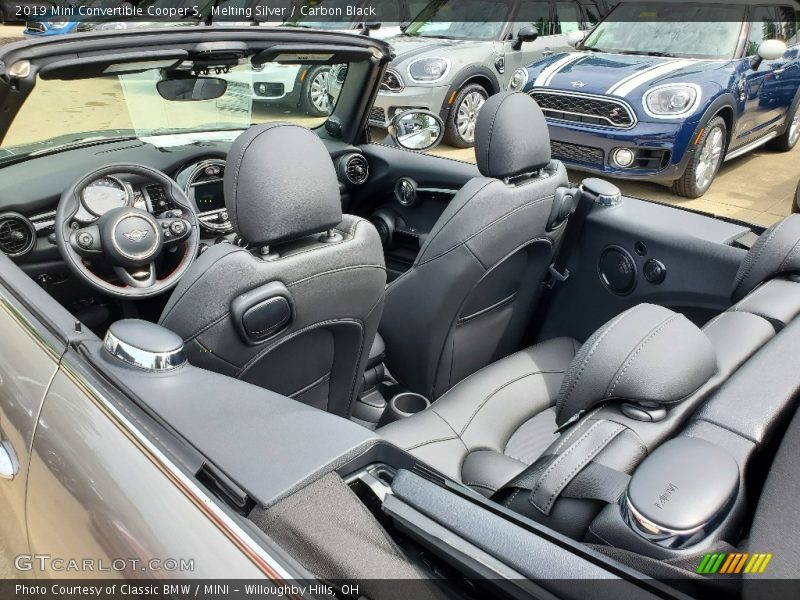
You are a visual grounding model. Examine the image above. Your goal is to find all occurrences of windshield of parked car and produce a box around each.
[581,3,746,59]
[404,0,513,40]
[0,59,345,165]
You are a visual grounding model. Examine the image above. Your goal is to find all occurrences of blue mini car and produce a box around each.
[509,0,800,197]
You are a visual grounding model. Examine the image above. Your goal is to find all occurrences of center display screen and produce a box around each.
[193,180,225,212]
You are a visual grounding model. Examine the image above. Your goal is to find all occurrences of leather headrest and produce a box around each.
[224,123,342,246]
[474,91,552,179]
[555,304,716,426]
[732,214,800,302]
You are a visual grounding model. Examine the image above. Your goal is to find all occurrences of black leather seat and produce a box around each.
[160,123,385,418]
[379,92,571,401]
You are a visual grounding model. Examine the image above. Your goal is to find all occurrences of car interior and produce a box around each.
[2,28,800,597]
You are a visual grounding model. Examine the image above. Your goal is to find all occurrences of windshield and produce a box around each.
[582,3,746,59]
[0,59,345,164]
[404,0,513,40]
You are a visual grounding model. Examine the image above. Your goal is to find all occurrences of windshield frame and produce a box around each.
[579,2,748,60]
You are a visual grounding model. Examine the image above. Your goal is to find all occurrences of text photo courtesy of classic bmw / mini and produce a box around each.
[1,0,800,598]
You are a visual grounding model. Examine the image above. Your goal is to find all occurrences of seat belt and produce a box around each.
[527,178,622,344]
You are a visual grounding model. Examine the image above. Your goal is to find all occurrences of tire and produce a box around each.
[672,116,727,199]
[771,101,800,152]
[444,83,489,148]
[300,66,333,117]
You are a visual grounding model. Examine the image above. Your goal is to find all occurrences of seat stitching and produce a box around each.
[418,194,556,266]
[733,218,788,297]
[463,481,498,492]
[530,421,622,513]
[557,305,641,413]
[551,407,602,454]
[537,425,623,513]
[458,369,566,436]
[404,435,461,451]
[606,314,679,399]
[286,264,385,287]
[778,238,800,271]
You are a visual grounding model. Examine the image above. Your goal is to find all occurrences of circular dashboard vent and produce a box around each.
[0,212,36,257]
[341,154,369,186]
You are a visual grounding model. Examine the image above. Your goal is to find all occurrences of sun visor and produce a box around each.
[38,50,188,80]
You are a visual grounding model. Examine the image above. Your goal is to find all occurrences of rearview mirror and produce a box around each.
[388,110,444,152]
[513,25,539,51]
[361,22,382,36]
[752,39,788,69]
[567,30,586,48]
[156,77,228,101]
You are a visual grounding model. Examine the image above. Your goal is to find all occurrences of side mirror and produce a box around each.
[512,25,539,51]
[361,22,382,36]
[567,30,586,48]
[156,77,228,101]
[388,110,445,152]
[751,39,787,70]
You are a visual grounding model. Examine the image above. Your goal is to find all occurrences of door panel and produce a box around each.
[537,199,752,343]
[0,285,63,578]
[26,366,265,578]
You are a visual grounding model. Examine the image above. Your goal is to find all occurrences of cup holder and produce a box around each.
[380,392,430,426]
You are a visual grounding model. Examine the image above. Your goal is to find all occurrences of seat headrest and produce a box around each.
[474,91,552,179]
[555,304,716,426]
[224,123,342,246]
[732,214,800,302]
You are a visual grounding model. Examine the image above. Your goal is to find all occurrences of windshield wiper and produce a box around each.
[614,50,679,58]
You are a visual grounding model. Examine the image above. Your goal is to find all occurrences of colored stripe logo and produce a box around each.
[696,552,773,574]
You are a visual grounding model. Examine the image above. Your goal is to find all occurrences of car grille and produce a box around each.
[531,90,636,129]
[551,141,605,165]
[25,21,46,33]
[369,106,386,125]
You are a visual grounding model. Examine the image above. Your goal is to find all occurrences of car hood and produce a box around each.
[387,35,488,67]
[527,51,720,99]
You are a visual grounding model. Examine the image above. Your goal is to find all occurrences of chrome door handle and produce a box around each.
[0,440,18,480]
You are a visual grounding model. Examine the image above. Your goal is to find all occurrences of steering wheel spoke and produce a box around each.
[69,225,103,257]
[157,217,192,247]
[114,263,157,289]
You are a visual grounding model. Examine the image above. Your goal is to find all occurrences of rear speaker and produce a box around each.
[599,246,637,295]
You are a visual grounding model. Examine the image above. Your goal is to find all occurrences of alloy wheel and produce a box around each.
[789,112,800,148]
[455,91,487,144]
[309,70,331,114]
[694,125,725,191]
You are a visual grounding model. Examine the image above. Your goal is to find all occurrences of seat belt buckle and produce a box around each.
[546,263,570,289]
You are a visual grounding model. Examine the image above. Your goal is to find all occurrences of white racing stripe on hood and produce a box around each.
[608,59,698,97]
[534,53,585,87]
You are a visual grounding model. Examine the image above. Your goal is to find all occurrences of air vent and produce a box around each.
[0,212,36,257]
[341,154,369,186]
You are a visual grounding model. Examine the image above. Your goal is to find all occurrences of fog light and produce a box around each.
[612,148,636,168]
[257,83,266,95]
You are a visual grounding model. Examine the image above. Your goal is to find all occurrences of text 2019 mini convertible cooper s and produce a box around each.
[1,22,800,599]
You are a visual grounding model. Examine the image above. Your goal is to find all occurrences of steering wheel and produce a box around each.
[55,164,200,299]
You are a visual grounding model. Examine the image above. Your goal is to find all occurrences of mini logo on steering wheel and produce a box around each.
[123,229,149,242]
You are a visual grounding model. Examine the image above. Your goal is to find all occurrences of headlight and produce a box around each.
[407,57,450,83]
[381,69,404,92]
[95,22,128,31]
[47,21,71,30]
[508,68,529,92]
[644,84,700,118]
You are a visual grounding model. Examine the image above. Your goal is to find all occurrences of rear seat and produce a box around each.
[381,214,800,540]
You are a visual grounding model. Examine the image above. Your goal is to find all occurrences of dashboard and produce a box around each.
[0,135,372,292]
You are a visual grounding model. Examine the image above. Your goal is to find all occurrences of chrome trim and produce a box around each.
[530,89,638,130]
[110,213,160,260]
[103,329,186,371]
[724,131,778,162]
[184,159,233,233]
[622,494,731,549]
[642,83,703,120]
[381,68,405,92]
[406,57,451,85]
[30,210,57,232]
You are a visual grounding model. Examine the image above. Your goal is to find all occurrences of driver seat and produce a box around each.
[159,123,386,418]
